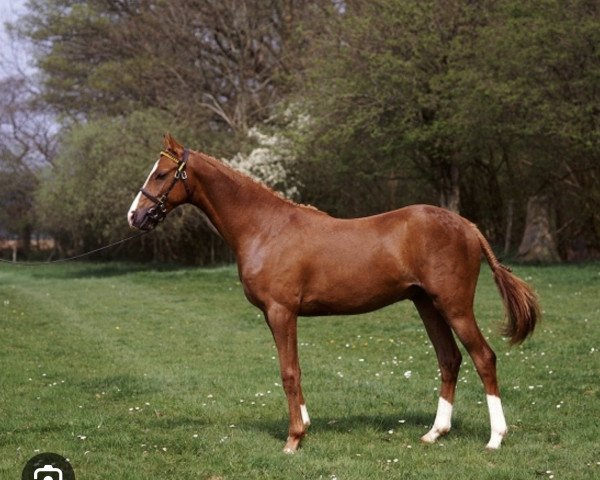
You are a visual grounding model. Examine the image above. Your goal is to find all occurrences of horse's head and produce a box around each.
[128,133,193,230]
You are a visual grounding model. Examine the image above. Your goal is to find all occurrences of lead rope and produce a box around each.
[0,230,150,266]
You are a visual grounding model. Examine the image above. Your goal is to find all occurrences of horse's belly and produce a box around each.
[298,270,417,316]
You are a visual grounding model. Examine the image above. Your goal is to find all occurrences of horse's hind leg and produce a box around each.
[440,305,508,449]
[414,293,462,443]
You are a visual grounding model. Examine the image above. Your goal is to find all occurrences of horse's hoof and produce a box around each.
[283,435,301,454]
[485,440,502,450]
[485,429,506,450]
[420,426,449,444]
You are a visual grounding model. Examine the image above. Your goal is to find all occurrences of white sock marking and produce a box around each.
[300,404,311,427]
[421,397,453,443]
[486,394,508,449]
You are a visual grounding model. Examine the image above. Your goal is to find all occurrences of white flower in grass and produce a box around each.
[404,370,412,379]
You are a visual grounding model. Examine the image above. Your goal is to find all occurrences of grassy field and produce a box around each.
[0,262,598,479]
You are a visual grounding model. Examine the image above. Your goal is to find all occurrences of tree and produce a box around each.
[291,0,600,260]
[227,107,309,200]
[35,110,230,263]
[10,0,329,262]
[0,74,56,257]
[474,0,600,259]
[292,0,502,216]
[7,0,599,262]
[18,0,324,136]
[517,196,561,263]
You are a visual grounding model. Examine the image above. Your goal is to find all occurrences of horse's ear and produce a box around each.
[163,133,183,153]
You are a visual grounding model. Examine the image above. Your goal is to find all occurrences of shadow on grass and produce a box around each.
[243,411,477,443]
[75,373,165,397]
[147,415,210,430]
[1,415,210,440]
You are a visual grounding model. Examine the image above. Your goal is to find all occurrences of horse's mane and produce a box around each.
[197,151,328,215]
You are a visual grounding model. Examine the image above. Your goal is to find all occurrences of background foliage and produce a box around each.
[1,0,598,263]
[35,109,231,262]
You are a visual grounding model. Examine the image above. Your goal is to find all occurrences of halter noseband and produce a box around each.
[140,148,192,225]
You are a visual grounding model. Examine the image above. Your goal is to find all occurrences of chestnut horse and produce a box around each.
[128,134,539,453]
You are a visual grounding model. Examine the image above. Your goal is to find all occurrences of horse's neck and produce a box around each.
[188,153,293,251]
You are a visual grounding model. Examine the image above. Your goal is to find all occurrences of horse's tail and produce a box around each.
[471,223,540,345]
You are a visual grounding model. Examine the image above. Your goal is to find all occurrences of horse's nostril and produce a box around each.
[129,210,146,230]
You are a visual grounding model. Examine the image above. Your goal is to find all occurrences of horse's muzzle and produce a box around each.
[129,209,159,231]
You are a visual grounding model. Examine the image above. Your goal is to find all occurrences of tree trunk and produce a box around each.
[439,163,460,213]
[504,199,514,256]
[20,224,32,258]
[517,195,561,263]
[387,176,399,210]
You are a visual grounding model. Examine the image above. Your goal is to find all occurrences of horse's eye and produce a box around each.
[155,172,168,180]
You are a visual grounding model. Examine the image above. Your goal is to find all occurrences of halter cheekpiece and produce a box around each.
[140,147,192,224]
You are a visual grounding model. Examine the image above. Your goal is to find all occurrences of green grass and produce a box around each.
[1,262,599,479]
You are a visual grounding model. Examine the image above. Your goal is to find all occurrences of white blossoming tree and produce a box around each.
[228,110,309,200]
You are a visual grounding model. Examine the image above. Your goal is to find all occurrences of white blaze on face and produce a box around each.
[128,159,160,227]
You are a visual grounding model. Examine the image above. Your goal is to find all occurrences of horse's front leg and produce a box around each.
[265,303,307,453]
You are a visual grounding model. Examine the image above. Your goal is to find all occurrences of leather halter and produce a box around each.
[140,148,192,225]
